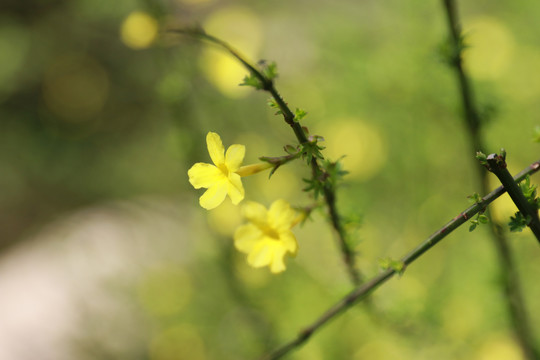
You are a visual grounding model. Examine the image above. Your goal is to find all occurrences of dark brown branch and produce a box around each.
[486,153,540,242]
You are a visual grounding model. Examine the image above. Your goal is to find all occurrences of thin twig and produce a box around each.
[170,28,362,285]
[261,159,540,360]
[441,1,539,358]
[486,153,540,242]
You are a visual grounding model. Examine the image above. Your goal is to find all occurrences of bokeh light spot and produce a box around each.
[120,11,158,50]
[207,200,242,237]
[233,132,269,163]
[199,7,262,98]
[463,16,515,80]
[137,266,191,317]
[441,296,482,339]
[475,335,522,360]
[149,324,206,360]
[354,339,402,359]
[321,118,388,181]
[42,54,109,121]
[255,167,300,204]
[500,46,540,103]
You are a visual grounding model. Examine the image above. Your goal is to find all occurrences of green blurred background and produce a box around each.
[0,0,539,359]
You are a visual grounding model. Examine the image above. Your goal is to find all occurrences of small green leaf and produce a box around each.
[267,98,283,115]
[508,212,531,232]
[518,175,538,207]
[478,214,489,224]
[476,151,487,165]
[294,108,307,122]
[262,61,278,80]
[467,192,482,204]
[379,257,406,275]
[240,74,263,89]
[284,144,299,154]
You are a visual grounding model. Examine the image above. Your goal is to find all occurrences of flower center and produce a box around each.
[262,226,280,240]
[218,163,229,176]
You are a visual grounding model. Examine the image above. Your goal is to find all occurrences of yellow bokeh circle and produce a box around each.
[42,54,109,121]
[462,16,515,80]
[137,266,192,317]
[149,324,206,360]
[320,118,388,181]
[206,200,242,237]
[474,334,522,360]
[199,6,262,98]
[120,11,158,50]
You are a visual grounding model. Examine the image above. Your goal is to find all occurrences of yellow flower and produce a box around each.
[234,199,299,273]
[188,132,245,210]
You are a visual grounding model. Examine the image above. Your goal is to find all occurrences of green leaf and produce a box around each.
[301,141,325,165]
[294,108,307,122]
[240,74,263,89]
[467,192,482,204]
[302,177,323,199]
[469,212,489,231]
[262,61,278,80]
[267,98,283,115]
[478,214,489,224]
[475,151,487,165]
[284,144,299,155]
[379,257,406,275]
[508,212,531,232]
[518,175,538,207]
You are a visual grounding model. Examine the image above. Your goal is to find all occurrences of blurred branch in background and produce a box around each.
[441,0,539,358]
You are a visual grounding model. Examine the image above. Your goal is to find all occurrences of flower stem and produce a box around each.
[172,28,362,286]
[261,158,540,360]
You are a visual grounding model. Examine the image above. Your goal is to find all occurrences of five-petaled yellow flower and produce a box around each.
[234,199,299,273]
[188,132,245,210]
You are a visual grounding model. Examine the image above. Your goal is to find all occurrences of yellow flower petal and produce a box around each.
[234,199,299,273]
[269,246,287,273]
[199,181,228,210]
[242,201,268,225]
[278,231,298,255]
[234,224,262,253]
[268,199,296,231]
[227,172,244,205]
[206,132,225,166]
[247,240,273,268]
[225,144,245,172]
[187,163,223,189]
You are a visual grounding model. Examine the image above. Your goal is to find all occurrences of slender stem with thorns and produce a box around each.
[262,159,540,360]
[170,28,362,285]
